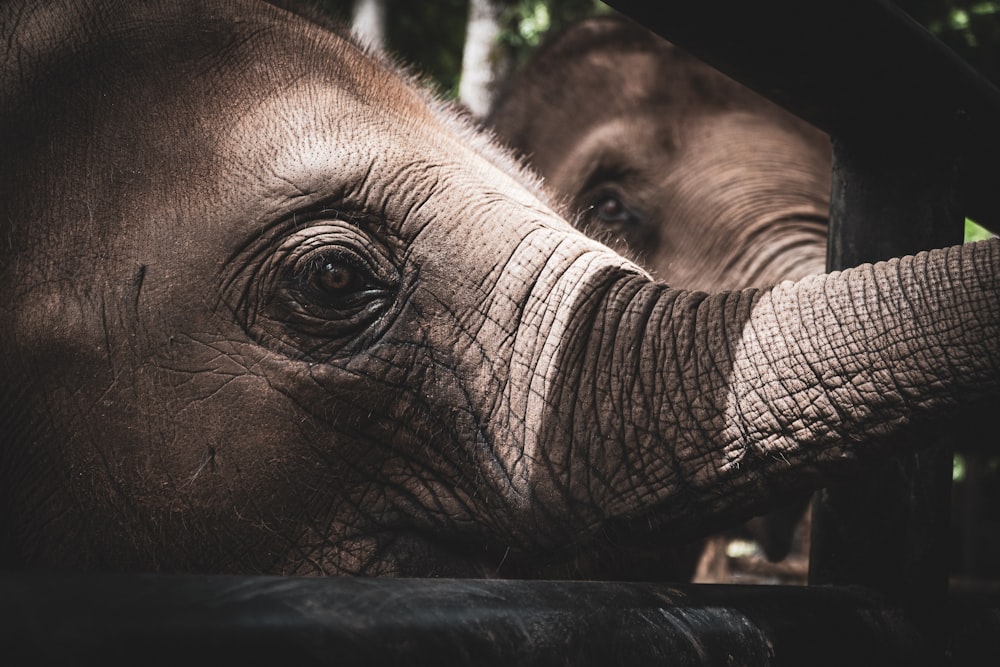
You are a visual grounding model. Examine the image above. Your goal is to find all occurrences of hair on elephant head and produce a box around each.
[1,0,999,579]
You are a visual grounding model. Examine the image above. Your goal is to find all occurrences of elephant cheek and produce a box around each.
[96,353,373,570]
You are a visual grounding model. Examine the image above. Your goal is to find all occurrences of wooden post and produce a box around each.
[809,130,965,657]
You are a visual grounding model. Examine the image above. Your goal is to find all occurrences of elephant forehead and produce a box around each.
[210,83,562,244]
[547,115,677,191]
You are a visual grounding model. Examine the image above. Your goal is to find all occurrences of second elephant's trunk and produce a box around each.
[536,238,1000,544]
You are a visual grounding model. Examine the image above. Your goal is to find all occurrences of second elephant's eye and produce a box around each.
[577,189,656,256]
[592,194,639,226]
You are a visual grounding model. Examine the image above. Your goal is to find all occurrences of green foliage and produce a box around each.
[965,218,996,242]
[499,0,610,67]
[896,0,1000,83]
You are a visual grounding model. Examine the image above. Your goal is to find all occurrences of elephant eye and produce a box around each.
[313,260,356,292]
[288,242,396,320]
[240,219,402,360]
[297,253,370,305]
[577,190,656,257]
[592,194,639,226]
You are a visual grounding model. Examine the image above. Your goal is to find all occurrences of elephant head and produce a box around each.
[488,15,831,292]
[1,0,998,579]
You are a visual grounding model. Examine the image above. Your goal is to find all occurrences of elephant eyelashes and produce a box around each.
[592,195,637,226]
[579,190,654,252]
[241,219,402,359]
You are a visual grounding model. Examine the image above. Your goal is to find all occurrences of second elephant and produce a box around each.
[488,15,831,293]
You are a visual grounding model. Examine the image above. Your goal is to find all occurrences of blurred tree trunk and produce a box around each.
[459,0,514,116]
[352,0,387,50]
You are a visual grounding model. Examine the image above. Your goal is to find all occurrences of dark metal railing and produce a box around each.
[5,573,992,666]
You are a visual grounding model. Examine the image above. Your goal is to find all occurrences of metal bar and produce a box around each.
[601,0,1000,230]
[809,128,964,657]
[0,574,948,666]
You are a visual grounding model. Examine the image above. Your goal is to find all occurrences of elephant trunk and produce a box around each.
[538,237,1000,544]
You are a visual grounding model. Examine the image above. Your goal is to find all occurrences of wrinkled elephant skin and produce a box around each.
[2,0,999,579]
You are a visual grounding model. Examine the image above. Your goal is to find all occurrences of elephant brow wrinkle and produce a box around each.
[131,264,147,310]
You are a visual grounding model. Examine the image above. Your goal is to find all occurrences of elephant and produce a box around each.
[487,15,831,293]
[2,0,1000,580]
[487,15,833,574]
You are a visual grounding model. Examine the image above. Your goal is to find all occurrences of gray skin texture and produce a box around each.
[2,0,1000,579]
[488,15,831,292]
[487,16,833,574]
